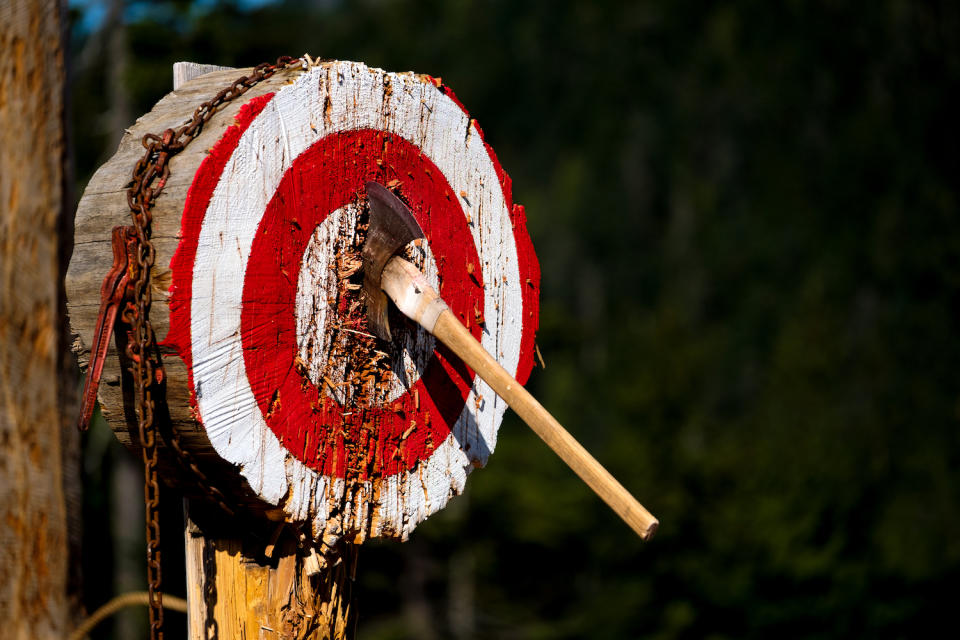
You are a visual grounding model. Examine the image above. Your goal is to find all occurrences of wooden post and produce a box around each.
[0,1,73,637]
[184,502,357,639]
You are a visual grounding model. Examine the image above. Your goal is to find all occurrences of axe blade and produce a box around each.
[362,182,426,341]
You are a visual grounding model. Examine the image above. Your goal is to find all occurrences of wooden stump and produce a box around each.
[66,59,540,551]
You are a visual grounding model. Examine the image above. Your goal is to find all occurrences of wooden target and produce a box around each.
[67,60,540,546]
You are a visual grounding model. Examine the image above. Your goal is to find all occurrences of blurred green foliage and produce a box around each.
[70,1,960,637]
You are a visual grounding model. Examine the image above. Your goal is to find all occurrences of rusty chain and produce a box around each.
[123,56,299,640]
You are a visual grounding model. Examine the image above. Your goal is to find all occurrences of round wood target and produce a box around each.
[153,61,540,543]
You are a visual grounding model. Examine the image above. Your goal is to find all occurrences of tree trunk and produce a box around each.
[0,1,72,638]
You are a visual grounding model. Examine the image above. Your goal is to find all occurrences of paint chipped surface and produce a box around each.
[167,61,541,546]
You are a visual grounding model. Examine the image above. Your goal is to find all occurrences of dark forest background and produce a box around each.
[69,0,960,638]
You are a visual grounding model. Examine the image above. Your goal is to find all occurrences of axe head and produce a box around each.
[362,182,426,341]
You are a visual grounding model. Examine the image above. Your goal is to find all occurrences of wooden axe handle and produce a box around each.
[382,257,659,540]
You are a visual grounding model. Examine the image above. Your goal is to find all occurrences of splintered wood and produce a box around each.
[184,509,357,639]
[294,202,423,413]
[67,60,541,552]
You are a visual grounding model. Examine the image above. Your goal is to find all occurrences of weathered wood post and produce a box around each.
[67,58,540,637]
[0,1,76,637]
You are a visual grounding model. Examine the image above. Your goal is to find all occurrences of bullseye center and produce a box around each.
[295,202,440,406]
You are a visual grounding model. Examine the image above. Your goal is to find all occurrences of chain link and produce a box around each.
[123,56,299,640]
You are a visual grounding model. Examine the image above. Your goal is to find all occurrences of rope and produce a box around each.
[68,591,188,640]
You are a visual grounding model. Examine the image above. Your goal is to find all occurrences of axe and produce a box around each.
[363,182,658,540]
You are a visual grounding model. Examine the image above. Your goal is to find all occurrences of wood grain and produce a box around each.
[173,62,235,90]
[0,1,72,637]
[184,502,356,640]
[66,65,299,508]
